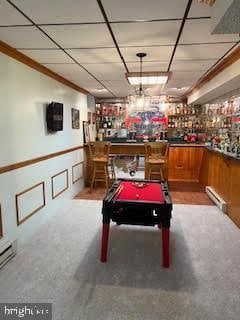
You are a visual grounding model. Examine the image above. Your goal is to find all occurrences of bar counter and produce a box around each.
[84,142,205,184]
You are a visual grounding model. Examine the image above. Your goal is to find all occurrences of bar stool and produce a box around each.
[145,142,169,180]
[88,141,114,192]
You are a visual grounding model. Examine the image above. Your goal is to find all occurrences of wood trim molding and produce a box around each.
[72,161,84,184]
[16,181,46,226]
[0,205,3,239]
[186,46,240,97]
[0,145,83,175]
[51,169,69,199]
[0,40,88,94]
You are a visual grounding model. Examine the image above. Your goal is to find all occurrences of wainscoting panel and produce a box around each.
[16,182,45,226]
[72,162,83,184]
[51,169,69,199]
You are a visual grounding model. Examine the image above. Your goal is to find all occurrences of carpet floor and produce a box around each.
[0,201,239,320]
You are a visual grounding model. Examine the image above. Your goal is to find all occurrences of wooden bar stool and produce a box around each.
[88,142,113,192]
[145,142,169,180]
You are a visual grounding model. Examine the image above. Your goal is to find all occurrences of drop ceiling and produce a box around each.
[0,0,239,98]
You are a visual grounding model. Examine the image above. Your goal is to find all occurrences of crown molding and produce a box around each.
[0,40,88,95]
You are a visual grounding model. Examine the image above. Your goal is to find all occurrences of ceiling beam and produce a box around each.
[167,0,193,72]
[96,0,129,73]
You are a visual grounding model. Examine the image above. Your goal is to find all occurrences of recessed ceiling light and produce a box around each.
[170,86,190,91]
[126,72,170,85]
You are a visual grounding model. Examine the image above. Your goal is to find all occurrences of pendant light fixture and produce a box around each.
[135,52,146,109]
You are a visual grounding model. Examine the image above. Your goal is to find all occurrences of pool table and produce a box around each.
[101,179,173,267]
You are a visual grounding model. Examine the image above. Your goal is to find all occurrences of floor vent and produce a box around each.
[0,241,17,269]
[206,186,227,213]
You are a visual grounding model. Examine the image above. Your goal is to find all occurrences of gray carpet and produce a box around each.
[0,201,239,320]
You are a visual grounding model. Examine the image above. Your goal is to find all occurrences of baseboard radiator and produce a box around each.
[206,186,227,213]
[0,241,17,269]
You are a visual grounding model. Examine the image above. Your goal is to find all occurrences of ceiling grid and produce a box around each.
[0,0,238,98]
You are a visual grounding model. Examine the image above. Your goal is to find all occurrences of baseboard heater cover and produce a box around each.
[205,186,227,213]
[0,240,17,269]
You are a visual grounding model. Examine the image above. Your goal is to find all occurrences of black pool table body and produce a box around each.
[100,179,173,268]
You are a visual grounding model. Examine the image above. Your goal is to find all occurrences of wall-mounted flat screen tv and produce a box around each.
[46,102,63,131]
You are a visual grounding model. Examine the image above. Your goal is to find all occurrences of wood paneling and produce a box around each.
[168,146,203,181]
[229,160,240,227]
[16,182,46,226]
[0,145,83,175]
[200,149,240,228]
[0,40,88,94]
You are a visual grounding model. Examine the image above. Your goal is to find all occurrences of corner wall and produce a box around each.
[0,52,88,251]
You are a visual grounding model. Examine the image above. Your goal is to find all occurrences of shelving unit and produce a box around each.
[95,103,126,140]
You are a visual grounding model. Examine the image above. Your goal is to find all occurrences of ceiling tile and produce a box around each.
[101,80,134,91]
[42,24,114,48]
[11,0,103,23]
[82,63,127,80]
[0,0,30,25]
[111,21,181,46]
[188,1,211,18]
[66,48,121,63]
[110,89,132,98]
[73,79,105,89]
[102,0,188,21]
[0,26,57,48]
[19,49,73,63]
[166,78,196,90]
[42,63,95,81]
[180,19,239,44]
[171,59,217,72]
[144,85,166,96]
[170,70,204,81]
[121,46,174,62]
[127,61,169,72]
[174,43,236,60]
[91,91,115,98]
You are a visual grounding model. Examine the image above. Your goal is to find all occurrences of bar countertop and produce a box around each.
[84,142,205,147]
[206,146,240,161]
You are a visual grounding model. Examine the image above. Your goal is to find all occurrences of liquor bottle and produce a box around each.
[184,117,188,128]
[176,105,180,114]
[107,117,112,128]
[188,118,192,128]
[103,117,108,129]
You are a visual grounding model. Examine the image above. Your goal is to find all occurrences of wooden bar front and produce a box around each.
[84,143,204,185]
[199,148,240,228]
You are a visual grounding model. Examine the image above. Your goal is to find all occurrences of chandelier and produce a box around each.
[126,53,170,111]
